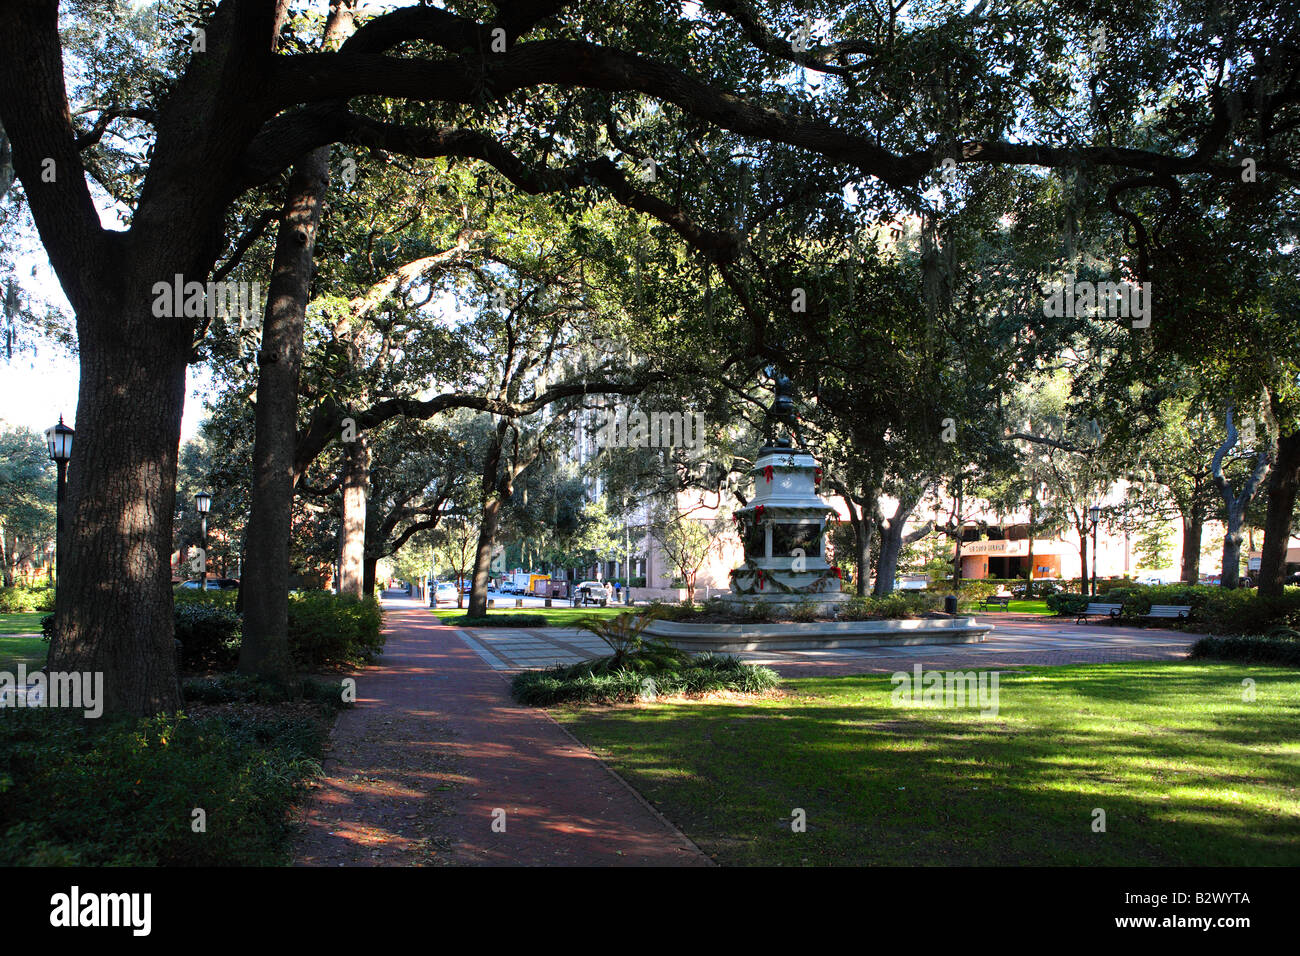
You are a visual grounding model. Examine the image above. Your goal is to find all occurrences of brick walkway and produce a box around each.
[292,595,708,867]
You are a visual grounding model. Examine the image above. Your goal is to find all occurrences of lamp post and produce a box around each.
[195,491,212,590]
[1088,505,1101,597]
[43,416,74,587]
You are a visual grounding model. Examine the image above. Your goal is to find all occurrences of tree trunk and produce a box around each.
[1257,428,1300,596]
[48,316,189,714]
[239,151,329,678]
[1180,511,1203,584]
[337,433,368,597]
[362,553,378,597]
[467,425,507,618]
[834,490,874,597]
[1078,522,1089,595]
[873,515,903,596]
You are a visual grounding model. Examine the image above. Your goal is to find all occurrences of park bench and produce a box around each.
[978,594,1012,611]
[1141,604,1191,625]
[1075,602,1121,624]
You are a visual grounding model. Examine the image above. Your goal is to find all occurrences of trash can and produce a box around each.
[944,594,958,615]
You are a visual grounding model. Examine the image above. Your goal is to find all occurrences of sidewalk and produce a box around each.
[292,595,708,867]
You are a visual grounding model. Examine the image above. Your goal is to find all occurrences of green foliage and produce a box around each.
[512,652,779,706]
[574,607,666,666]
[1046,584,1300,635]
[0,586,55,613]
[0,710,326,866]
[453,613,550,627]
[839,591,944,620]
[170,590,383,668]
[182,673,350,710]
[1189,634,1300,667]
[174,602,242,668]
[285,592,384,667]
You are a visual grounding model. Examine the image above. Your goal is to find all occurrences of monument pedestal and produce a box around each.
[723,443,850,617]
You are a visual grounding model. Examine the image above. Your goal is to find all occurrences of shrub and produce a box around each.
[0,709,326,866]
[182,673,350,710]
[453,613,549,628]
[574,608,666,666]
[173,588,239,608]
[1044,584,1300,635]
[839,591,943,620]
[1189,633,1300,667]
[174,602,242,668]
[0,586,55,613]
[512,652,779,706]
[789,600,820,622]
[286,592,384,666]
[1046,593,1091,616]
[40,614,54,640]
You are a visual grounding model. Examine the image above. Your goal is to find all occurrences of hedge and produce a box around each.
[43,590,385,670]
[1045,584,1300,634]
[1189,633,1300,667]
[0,586,56,613]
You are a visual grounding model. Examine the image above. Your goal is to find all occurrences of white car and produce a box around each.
[572,580,611,605]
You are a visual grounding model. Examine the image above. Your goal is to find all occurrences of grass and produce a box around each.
[0,636,48,671]
[958,598,1054,615]
[554,661,1300,866]
[430,605,627,627]
[0,612,45,636]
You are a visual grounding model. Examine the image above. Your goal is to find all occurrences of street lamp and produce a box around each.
[195,491,212,591]
[1088,505,1101,597]
[43,416,74,587]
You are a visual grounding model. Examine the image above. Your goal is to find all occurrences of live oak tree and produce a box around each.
[4,0,1298,712]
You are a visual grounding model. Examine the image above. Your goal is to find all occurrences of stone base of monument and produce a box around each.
[642,616,992,653]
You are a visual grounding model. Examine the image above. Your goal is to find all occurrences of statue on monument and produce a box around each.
[764,365,805,450]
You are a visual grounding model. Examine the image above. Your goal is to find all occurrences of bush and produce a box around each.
[174,602,242,668]
[0,709,326,866]
[1043,584,1300,634]
[286,592,384,666]
[512,651,780,706]
[1189,633,1300,667]
[453,613,549,628]
[839,591,943,621]
[40,614,54,640]
[0,586,55,613]
[182,673,350,710]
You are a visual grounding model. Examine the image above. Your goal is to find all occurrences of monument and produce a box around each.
[723,369,851,615]
[642,368,992,651]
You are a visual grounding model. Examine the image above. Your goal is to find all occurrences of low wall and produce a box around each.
[629,586,729,604]
[642,616,992,652]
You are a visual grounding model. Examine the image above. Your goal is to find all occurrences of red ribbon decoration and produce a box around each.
[756,568,765,590]
[814,467,822,487]
[763,465,774,482]
[832,566,842,580]
[755,505,765,522]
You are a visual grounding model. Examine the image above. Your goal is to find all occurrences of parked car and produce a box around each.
[432,581,458,604]
[177,578,240,590]
[572,580,610,606]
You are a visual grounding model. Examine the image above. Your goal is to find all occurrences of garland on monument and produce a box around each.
[728,558,845,595]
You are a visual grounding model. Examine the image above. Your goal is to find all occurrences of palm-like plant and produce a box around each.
[576,607,668,668]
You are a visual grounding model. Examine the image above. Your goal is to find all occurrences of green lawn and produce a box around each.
[429,605,627,627]
[958,598,1054,615]
[0,612,46,635]
[554,661,1300,866]
[0,635,48,671]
